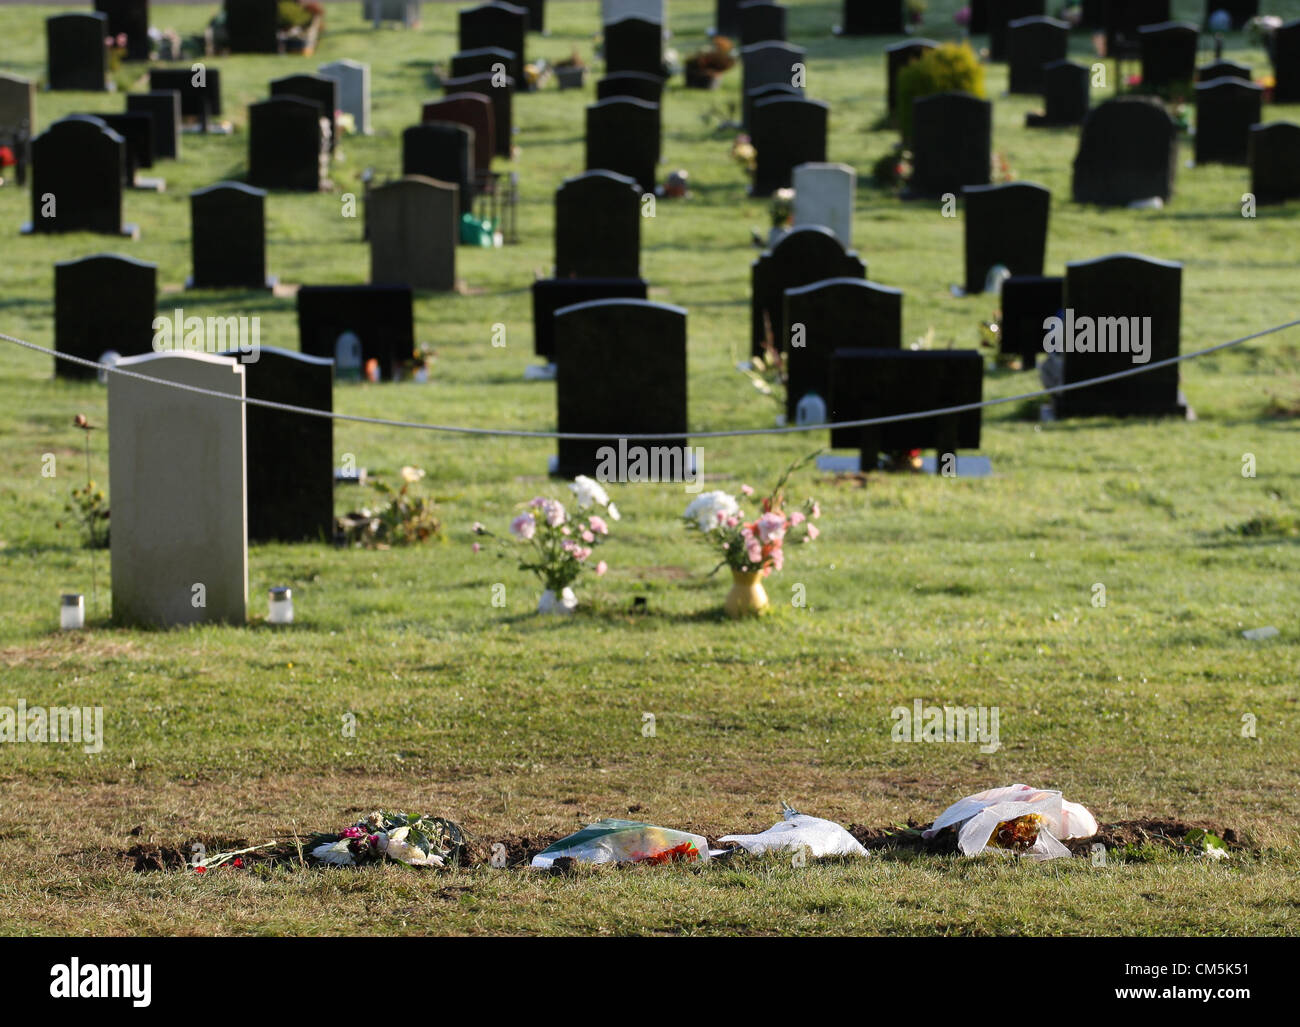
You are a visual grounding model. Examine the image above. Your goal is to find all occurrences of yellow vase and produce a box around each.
[725,569,770,618]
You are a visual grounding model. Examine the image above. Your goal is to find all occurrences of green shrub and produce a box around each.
[895,43,986,141]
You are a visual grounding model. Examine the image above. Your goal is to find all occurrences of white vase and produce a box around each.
[537,587,577,615]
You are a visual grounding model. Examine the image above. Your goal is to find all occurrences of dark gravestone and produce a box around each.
[517,0,545,33]
[1073,98,1176,206]
[532,278,648,359]
[1102,0,1171,59]
[1007,16,1069,95]
[963,182,1050,294]
[586,97,659,192]
[222,347,334,544]
[1027,60,1090,127]
[553,299,688,479]
[442,72,514,159]
[908,92,992,199]
[1000,275,1062,369]
[127,91,181,160]
[716,0,743,37]
[1273,21,1300,105]
[751,96,828,197]
[886,39,936,122]
[840,0,905,35]
[449,46,516,78]
[1056,253,1184,419]
[829,350,984,467]
[741,41,806,128]
[555,170,642,278]
[403,122,475,215]
[1249,122,1300,205]
[225,0,280,54]
[150,67,222,122]
[47,13,108,92]
[248,96,326,192]
[1080,0,1104,29]
[1196,60,1251,83]
[597,72,666,104]
[422,94,494,175]
[95,0,150,61]
[971,0,988,32]
[459,3,527,82]
[27,117,129,236]
[1195,78,1262,165]
[987,1,1044,63]
[89,113,154,180]
[740,2,786,45]
[1203,1,1258,31]
[605,17,664,77]
[1138,22,1199,94]
[297,285,415,381]
[270,74,339,155]
[746,82,803,128]
[189,182,271,289]
[783,278,902,423]
[751,226,866,356]
[54,253,155,379]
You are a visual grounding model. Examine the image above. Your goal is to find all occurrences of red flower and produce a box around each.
[232,858,244,867]
[0,146,14,168]
[194,865,206,874]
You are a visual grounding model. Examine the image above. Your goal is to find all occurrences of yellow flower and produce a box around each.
[400,466,425,484]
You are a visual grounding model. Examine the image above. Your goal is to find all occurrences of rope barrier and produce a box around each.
[2,319,1297,441]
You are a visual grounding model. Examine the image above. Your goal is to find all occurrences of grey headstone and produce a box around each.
[369,175,459,291]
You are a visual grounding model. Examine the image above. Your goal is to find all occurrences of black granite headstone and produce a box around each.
[886,39,936,122]
[189,181,270,289]
[999,275,1062,369]
[739,2,786,45]
[225,0,280,54]
[908,92,992,199]
[28,116,128,236]
[963,182,1050,294]
[220,347,334,544]
[555,170,642,279]
[1195,78,1263,165]
[554,299,688,479]
[46,13,108,92]
[1102,0,1171,59]
[449,46,516,78]
[95,0,150,61]
[1056,253,1184,418]
[840,0,904,35]
[1027,60,1090,127]
[1249,121,1300,204]
[54,254,155,379]
[829,350,984,466]
[605,17,664,77]
[1007,16,1068,95]
[532,278,648,359]
[127,91,181,160]
[403,121,475,215]
[270,74,339,154]
[716,0,744,38]
[247,96,326,192]
[1273,20,1300,104]
[1072,97,1177,206]
[751,226,866,356]
[783,277,902,423]
[297,285,416,381]
[459,3,527,82]
[586,97,660,193]
[422,94,495,175]
[596,72,666,105]
[1139,22,1199,93]
[1196,60,1251,82]
[740,41,806,128]
[751,96,828,197]
[987,0,1045,63]
[150,67,223,122]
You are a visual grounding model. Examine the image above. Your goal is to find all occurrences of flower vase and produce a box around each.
[538,587,577,615]
[724,570,770,618]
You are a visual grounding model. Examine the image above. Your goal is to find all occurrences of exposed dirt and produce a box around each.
[119,818,1249,872]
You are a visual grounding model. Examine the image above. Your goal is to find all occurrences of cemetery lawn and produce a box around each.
[2,0,1300,936]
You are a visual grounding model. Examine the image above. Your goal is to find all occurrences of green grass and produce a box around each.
[1,0,1299,936]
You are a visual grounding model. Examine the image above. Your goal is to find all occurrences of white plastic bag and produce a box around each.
[925,783,1097,840]
[720,804,867,858]
[923,783,1097,860]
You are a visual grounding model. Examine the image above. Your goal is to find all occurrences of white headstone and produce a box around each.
[108,351,248,626]
[602,0,664,27]
[792,162,856,248]
[319,59,371,135]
